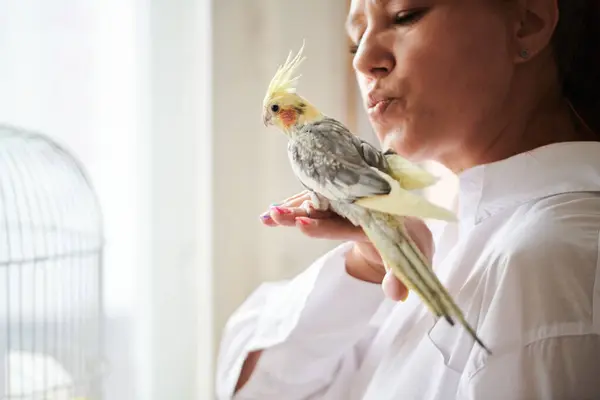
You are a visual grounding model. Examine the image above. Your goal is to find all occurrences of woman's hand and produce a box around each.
[259,191,434,301]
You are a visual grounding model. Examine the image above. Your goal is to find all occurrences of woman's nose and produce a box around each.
[353,32,395,81]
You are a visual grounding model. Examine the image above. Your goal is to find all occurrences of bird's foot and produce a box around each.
[308,191,330,212]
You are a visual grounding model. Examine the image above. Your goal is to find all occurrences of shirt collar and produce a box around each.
[457,141,600,226]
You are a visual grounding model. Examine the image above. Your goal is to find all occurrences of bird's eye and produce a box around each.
[271,104,280,113]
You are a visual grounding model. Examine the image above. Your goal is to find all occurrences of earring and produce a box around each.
[519,49,530,59]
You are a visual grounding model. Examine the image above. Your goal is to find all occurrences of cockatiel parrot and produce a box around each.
[261,42,491,355]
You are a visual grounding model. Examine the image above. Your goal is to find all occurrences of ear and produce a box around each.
[512,0,559,63]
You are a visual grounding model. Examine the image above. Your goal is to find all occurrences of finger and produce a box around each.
[382,269,409,302]
[280,195,312,209]
[259,214,278,227]
[354,242,385,266]
[294,216,367,241]
[259,206,305,227]
[269,206,299,226]
[259,192,311,224]
[277,190,310,207]
[292,204,333,219]
[267,205,329,227]
[259,208,279,226]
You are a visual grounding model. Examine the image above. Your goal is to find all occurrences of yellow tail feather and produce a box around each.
[354,168,457,222]
[384,154,439,190]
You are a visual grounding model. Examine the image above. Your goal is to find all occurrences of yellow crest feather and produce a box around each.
[263,40,307,106]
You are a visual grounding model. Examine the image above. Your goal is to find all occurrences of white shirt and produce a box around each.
[216,142,600,400]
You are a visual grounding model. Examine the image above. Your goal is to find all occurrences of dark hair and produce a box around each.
[553,0,600,134]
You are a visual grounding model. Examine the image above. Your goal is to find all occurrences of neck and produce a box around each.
[301,101,324,122]
[439,70,597,174]
[280,101,325,137]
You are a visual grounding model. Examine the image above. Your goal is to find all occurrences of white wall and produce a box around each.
[0,0,457,398]
[0,0,142,398]
[0,0,143,319]
[140,0,213,398]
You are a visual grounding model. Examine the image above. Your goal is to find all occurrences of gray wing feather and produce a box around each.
[288,117,391,202]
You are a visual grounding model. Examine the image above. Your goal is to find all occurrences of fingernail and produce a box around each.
[296,217,311,226]
[272,206,291,215]
[259,212,271,221]
[270,202,280,207]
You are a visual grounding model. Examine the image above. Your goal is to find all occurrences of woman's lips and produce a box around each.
[367,98,397,122]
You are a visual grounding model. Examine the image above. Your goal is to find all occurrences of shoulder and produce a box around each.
[498,192,600,269]
[481,192,600,347]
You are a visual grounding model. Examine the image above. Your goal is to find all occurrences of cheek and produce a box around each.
[400,8,513,129]
[357,76,370,106]
[280,109,297,126]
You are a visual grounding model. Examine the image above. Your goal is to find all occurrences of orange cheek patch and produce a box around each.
[280,109,297,127]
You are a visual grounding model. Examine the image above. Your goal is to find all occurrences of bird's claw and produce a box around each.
[309,191,329,212]
[301,200,316,218]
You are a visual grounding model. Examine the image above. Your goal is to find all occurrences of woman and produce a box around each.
[217,0,600,398]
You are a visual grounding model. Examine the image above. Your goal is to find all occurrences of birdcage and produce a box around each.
[0,124,104,400]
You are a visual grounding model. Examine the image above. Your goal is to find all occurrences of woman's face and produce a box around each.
[347,0,517,163]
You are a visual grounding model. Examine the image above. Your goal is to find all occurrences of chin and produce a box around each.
[379,129,428,162]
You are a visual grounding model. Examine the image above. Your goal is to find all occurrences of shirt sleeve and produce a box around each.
[215,242,387,400]
[463,334,600,400]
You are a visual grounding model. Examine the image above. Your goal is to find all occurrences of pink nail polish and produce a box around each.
[296,217,311,226]
[272,206,291,215]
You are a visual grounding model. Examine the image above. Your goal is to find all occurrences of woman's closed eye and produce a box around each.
[393,8,429,25]
[349,8,429,55]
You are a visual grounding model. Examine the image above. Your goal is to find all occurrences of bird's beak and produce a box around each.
[263,113,272,127]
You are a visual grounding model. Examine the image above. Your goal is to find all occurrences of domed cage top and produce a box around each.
[0,125,105,400]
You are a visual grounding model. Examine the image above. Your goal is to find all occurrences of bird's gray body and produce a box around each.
[284,116,492,355]
[286,116,443,322]
[287,116,392,226]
